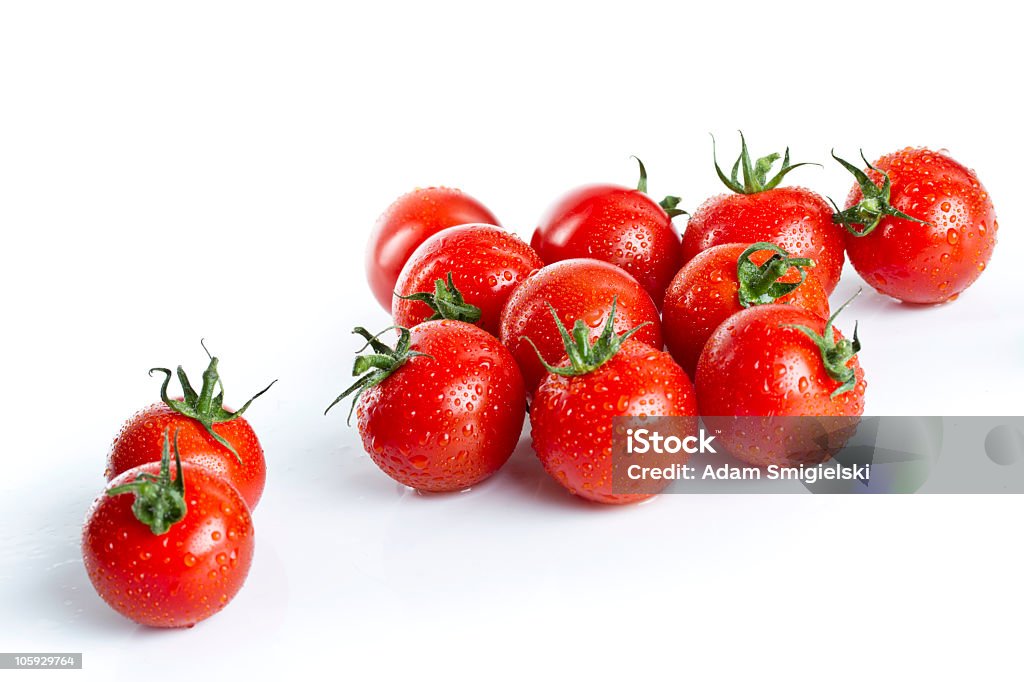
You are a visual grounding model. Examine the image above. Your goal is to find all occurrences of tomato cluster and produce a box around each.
[346,135,996,503]
[83,347,274,627]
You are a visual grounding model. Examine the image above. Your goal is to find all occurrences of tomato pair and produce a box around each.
[83,348,274,628]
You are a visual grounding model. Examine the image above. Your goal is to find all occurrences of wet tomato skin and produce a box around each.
[531,184,682,306]
[106,403,266,510]
[662,243,830,377]
[842,148,997,304]
[682,186,844,294]
[366,187,499,311]
[394,224,544,336]
[356,320,526,492]
[82,462,255,628]
[696,305,866,418]
[499,259,663,396]
[530,340,698,505]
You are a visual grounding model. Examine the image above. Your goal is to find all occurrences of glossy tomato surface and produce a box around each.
[82,462,255,628]
[696,305,865,467]
[531,184,682,305]
[530,340,698,505]
[662,243,830,376]
[394,224,543,336]
[842,148,997,304]
[682,187,844,294]
[356,320,526,492]
[107,403,266,510]
[499,259,663,395]
[366,187,499,311]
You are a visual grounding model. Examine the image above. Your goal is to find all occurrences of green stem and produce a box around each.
[736,242,816,307]
[107,428,187,535]
[712,132,819,194]
[150,343,277,463]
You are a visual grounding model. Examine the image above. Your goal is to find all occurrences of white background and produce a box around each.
[2,1,1022,680]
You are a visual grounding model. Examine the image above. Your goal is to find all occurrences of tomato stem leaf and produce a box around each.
[107,428,187,535]
[782,289,863,398]
[712,131,819,195]
[521,297,650,377]
[394,272,482,324]
[829,149,931,236]
[736,242,816,307]
[325,326,433,424]
[150,344,277,464]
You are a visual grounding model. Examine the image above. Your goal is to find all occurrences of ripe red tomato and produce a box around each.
[327,320,526,492]
[83,431,255,628]
[393,224,544,336]
[531,158,685,305]
[682,134,844,294]
[499,258,663,395]
[366,187,499,311]
[529,303,698,504]
[662,242,830,376]
[695,302,866,466]
[106,351,275,510]
[832,148,997,303]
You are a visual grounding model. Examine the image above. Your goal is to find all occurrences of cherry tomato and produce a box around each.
[499,258,663,395]
[107,350,275,510]
[695,302,866,467]
[662,242,829,376]
[83,431,255,628]
[531,158,685,305]
[366,187,499,311]
[528,302,698,504]
[393,224,543,336]
[682,134,844,293]
[327,320,526,492]
[832,147,997,303]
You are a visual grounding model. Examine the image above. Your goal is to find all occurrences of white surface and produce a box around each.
[1,1,1022,680]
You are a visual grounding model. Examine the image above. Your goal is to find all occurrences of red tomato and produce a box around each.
[528,302,698,504]
[833,148,997,303]
[682,134,844,293]
[499,258,663,395]
[695,303,866,467]
[106,351,274,510]
[327,320,526,492]
[531,158,685,305]
[366,187,499,311]
[393,224,543,336]
[662,242,830,376]
[83,431,255,628]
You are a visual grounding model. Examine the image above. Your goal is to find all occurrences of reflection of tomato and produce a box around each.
[531,159,684,305]
[394,224,543,336]
[682,134,844,293]
[833,148,997,303]
[83,432,255,628]
[662,242,829,376]
[328,320,526,492]
[499,259,663,395]
[696,303,865,467]
[366,187,499,311]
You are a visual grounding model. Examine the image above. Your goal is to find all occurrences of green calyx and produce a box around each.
[633,156,688,218]
[394,272,482,324]
[829,150,929,237]
[521,296,649,377]
[783,290,863,399]
[325,326,433,424]
[712,131,818,194]
[107,428,187,535]
[737,242,816,308]
[150,342,277,463]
